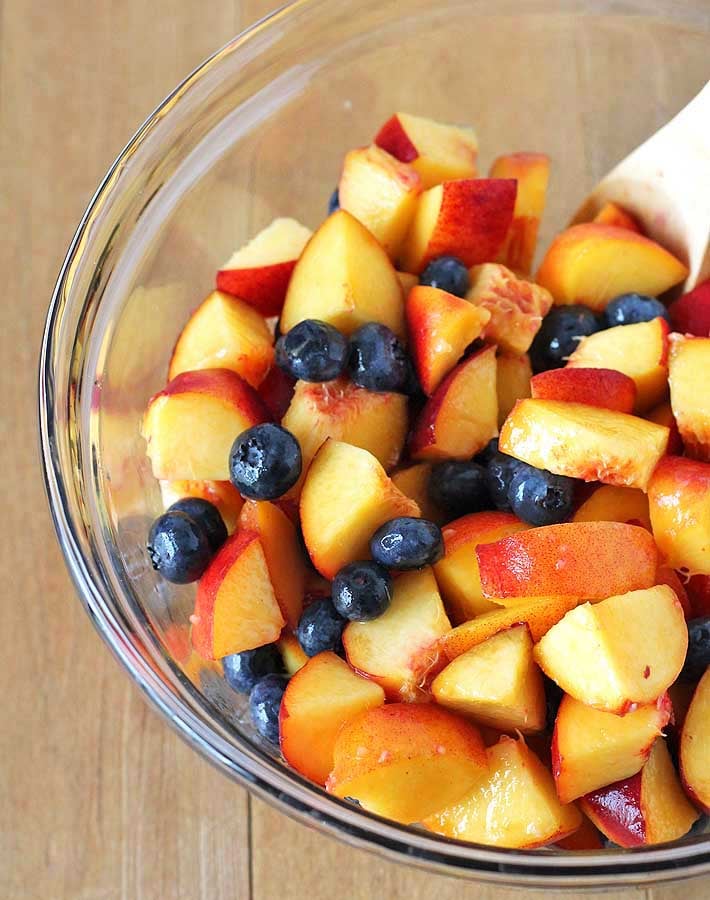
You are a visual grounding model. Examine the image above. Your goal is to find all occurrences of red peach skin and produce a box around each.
[530,368,636,414]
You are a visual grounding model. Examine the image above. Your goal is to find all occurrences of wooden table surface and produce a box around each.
[1,1,707,898]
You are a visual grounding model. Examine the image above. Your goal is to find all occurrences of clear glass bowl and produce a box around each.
[39,0,710,888]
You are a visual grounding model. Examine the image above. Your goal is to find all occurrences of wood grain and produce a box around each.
[0,1,707,898]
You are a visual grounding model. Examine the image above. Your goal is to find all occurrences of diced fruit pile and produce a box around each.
[141,111,710,851]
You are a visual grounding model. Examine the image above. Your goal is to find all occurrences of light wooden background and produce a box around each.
[1,1,707,898]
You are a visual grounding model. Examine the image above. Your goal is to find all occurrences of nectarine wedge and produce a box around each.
[424,735,581,848]
[406,285,490,395]
[680,667,710,814]
[536,223,688,310]
[168,291,274,388]
[488,152,550,275]
[592,201,642,233]
[326,702,487,824]
[668,334,710,461]
[566,318,670,412]
[300,440,420,578]
[401,179,516,274]
[432,624,545,733]
[534,586,687,714]
[280,651,385,785]
[572,484,651,530]
[410,345,498,462]
[552,693,672,803]
[338,144,422,259]
[499,399,669,490]
[374,112,478,188]
[191,530,285,659]
[277,631,308,675]
[648,456,710,576]
[216,218,312,316]
[496,352,532,427]
[390,464,447,526]
[644,401,683,455]
[433,511,528,623]
[466,263,553,356]
[238,500,306,630]
[343,567,451,700]
[530,367,636,414]
[580,739,699,848]
[142,369,270,481]
[477,522,658,600]
[280,210,405,338]
[282,377,408,495]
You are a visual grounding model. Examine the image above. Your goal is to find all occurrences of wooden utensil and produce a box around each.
[572,80,710,291]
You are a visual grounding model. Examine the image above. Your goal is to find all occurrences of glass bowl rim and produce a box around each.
[38,0,710,887]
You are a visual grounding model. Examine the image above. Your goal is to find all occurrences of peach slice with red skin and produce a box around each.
[142,369,270,481]
[477,522,658,600]
[488,152,550,275]
[338,144,422,259]
[424,735,581,848]
[496,352,532,427]
[282,377,408,495]
[499,399,669,490]
[159,479,244,534]
[343,567,450,701]
[406,285,490,395]
[432,624,546,734]
[401,179,517,274]
[466,263,553,355]
[326,702,487,824]
[300,440,420,579]
[668,278,710,336]
[555,815,604,851]
[440,595,581,663]
[374,113,478,189]
[168,291,274,388]
[238,500,306,630]
[580,739,699,848]
[648,456,710,576]
[533,586,687,714]
[410,345,498,462]
[191,530,285,659]
[668,334,710,461]
[566,318,670,413]
[530,368,636,414]
[280,210,405,339]
[279,651,385,785]
[572,484,651,530]
[551,693,672,803]
[680,666,710,814]
[433,511,529,623]
[592,201,642,233]
[655,567,692,619]
[390,464,447,526]
[535,223,689,311]
[216,217,312,317]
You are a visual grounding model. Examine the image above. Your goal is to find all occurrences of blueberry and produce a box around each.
[146,511,212,584]
[230,423,302,500]
[223,644,282,693]
[507,466,576,526]
[249,673,288,745]
[328,187,340,215]
[604,293,671,327]
[168,497,227,552]
[475,437,500,466]
[296,598,347,657]
[419,256,470,298]
[348,323,412,393]
[332,561,392,621]
[275,319,349,382]
[529,305,602,373]
[429,460,491,518]
[544,676,564,733]
[484,448,526,512]
[370,517,443,570]
[682,617,710,682]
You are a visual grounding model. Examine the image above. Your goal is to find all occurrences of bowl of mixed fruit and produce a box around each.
[141,106,710,853]
[41,0,710,887]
